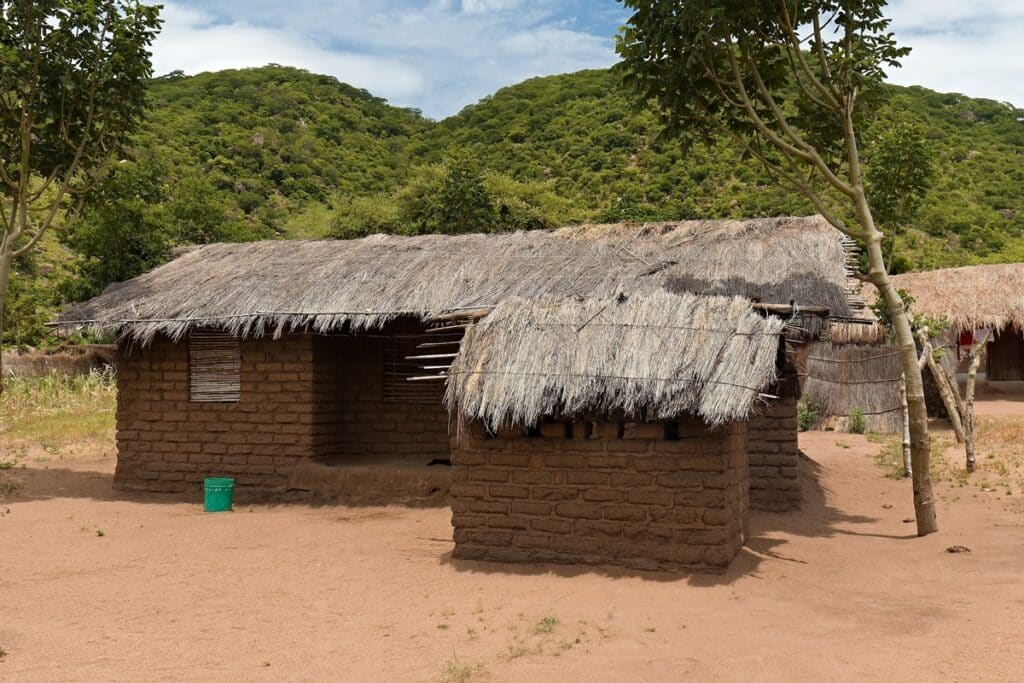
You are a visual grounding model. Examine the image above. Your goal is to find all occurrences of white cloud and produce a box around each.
[151,1,617,118]
[887,0,1024,105]
[460,0,524,14]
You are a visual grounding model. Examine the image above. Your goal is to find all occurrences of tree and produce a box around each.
[60,158,172,301]
[0,0,162,387]
[865,116,935,272]
[435,157,495,234]
[617,0,939,534]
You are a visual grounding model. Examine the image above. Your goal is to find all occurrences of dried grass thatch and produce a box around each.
[801,343,903,433]
[58,216,850,343]
[446,291,785,429]
[891,263,1024,333]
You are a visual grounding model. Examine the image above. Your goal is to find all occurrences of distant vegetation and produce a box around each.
[6,65,1023,347]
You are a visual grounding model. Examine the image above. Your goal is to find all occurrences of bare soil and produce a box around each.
[2,426,1023,680]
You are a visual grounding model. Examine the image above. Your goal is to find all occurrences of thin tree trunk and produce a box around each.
[0,249,12,395]
[863,228,938,535]
[900,374,911,477]
[964,330,991,472]
[917,330,965,443]
[940,359,965,417]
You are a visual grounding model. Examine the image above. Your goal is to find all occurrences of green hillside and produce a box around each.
[423,69,1023,267]
[6,65,1023,346]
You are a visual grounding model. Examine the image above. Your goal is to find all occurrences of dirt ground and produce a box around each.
[2,422,1024,681]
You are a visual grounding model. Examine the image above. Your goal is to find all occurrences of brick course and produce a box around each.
[450,417,749,573]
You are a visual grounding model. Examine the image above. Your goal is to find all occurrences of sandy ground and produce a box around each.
[2,432,1024,681]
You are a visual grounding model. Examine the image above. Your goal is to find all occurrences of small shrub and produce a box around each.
[797,398,820,432]
[533,614,559,635]
[848,408,866,434]
[440,655,486,683]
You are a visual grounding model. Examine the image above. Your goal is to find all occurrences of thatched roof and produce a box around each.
[446,291,785,428]
[58,216,850,343]
[890,263,1024,333]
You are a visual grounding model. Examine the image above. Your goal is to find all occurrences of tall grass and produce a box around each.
[0,370,117,445]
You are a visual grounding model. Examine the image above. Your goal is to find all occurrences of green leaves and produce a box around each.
[0,0,162,188]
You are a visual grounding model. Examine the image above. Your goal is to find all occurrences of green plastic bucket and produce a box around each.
[203,477,235,512]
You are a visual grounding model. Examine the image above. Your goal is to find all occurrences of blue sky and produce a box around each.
[152,1,1023,119]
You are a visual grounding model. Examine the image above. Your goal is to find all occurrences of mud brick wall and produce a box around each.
[115,334,317,494]
[312,320,451,462]
[115,322,453,495]
[450,417,749,573]
[748,358,801,512]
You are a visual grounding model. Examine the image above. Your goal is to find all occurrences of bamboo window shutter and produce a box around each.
[189,330,241,402]
[384,334,447,404]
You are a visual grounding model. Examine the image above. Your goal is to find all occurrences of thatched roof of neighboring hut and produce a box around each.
[890,263,1024,333]
[446,291,785,428]
[58,216,850,343]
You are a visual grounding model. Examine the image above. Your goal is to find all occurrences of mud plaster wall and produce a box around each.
[450,418,749,573]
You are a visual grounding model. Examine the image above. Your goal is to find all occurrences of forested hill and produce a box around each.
[423,69,1023,267]
[6,65,1024,346]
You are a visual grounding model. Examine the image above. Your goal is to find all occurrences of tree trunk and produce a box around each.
[917,331,965,443]
[900,376,912,477]
[0,249,12,396]
[864,234,938,535]
[964,330,991,472]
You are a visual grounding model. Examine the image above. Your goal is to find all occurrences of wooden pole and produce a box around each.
[900,374,912,477]
[964,329,992,473]
[917,329,965,443]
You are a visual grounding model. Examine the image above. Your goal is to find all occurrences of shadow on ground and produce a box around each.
[1,445,901,585]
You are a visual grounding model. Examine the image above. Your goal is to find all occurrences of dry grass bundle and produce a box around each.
[58,216,849,343]
[446,290,785,429]
[802,343,903,433]
[891,263,1024,333]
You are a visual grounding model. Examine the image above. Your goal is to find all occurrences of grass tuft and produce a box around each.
[440,655,487,683]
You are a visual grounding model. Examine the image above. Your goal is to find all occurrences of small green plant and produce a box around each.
[502,639,530,660]
[0,480,22,497]
[436,622,449,631]
[872,437,906,480]
[848,408,866,435]
[533,614,559,635]
[96,529,105,538]
[797,398,820,432]
[440,655,486,683]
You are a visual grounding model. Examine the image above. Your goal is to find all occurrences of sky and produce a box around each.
[151,1,1024,119]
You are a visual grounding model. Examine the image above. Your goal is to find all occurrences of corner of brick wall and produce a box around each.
[449,417,749,573]
[747,395,801,512]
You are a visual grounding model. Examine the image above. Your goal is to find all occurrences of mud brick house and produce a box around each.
[445,291,792,571]
[58,216,853,571]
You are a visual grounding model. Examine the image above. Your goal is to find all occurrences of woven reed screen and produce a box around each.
[188,330,241,403]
